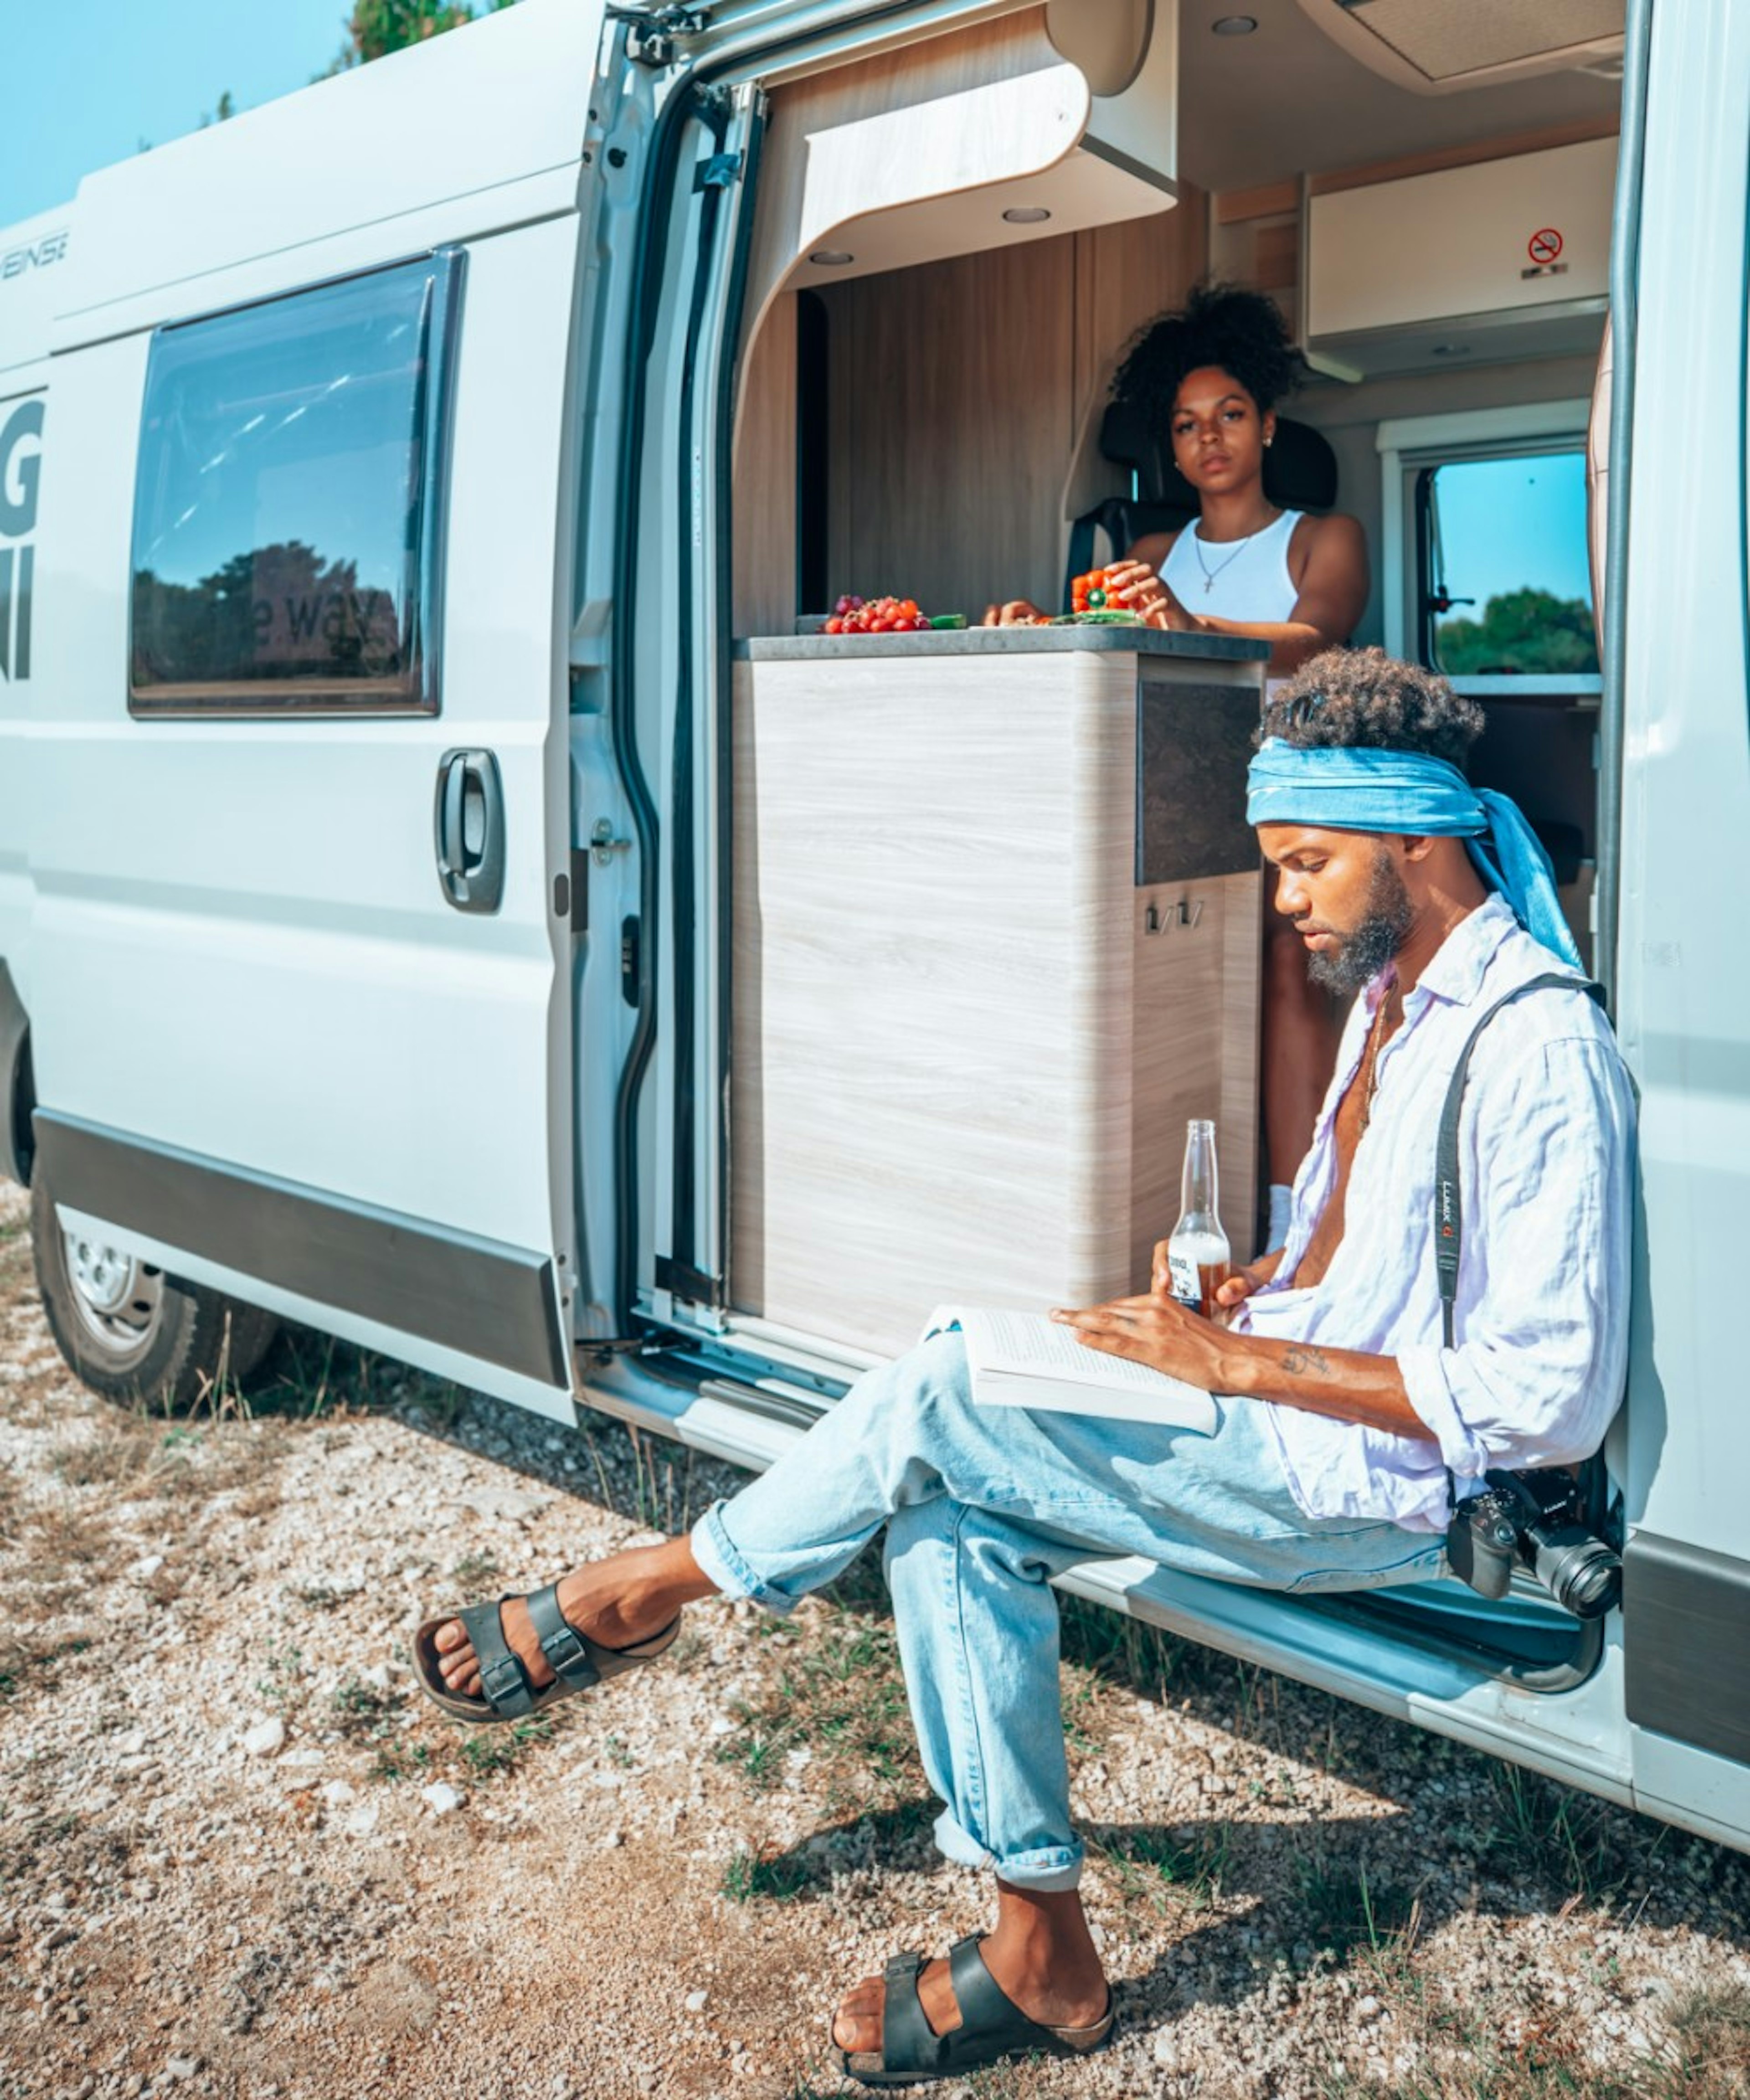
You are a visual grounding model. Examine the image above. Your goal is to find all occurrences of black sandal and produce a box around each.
[412,1583,679,1725]
[836,1933,1115,2088]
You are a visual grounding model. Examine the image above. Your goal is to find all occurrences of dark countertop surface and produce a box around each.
[735,626,1270,664]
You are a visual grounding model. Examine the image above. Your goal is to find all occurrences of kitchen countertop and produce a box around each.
[734,626,1271,664]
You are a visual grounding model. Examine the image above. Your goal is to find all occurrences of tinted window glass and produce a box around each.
[130,253,459,713]
[1425,450,1600,677]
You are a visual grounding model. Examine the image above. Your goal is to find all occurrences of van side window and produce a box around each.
[1415,448,1599,678]
[129,251,462,716]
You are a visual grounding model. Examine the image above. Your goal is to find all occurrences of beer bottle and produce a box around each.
[1166,1119,1232,1318]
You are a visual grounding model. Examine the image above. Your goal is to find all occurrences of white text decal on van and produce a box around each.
[0,400,42,682]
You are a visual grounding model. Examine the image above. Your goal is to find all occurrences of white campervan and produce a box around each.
[2,0,1745,1860]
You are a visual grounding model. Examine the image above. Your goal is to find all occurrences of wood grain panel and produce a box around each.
[741,7,1076,351]
[1063,195,1209,530]
[822,237,1077,615]
[731,293,798,638]
[811,197,1206,618]
[731,646,1263,1358]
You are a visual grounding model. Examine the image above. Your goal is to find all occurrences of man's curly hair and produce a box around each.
[1259,646,1485,767]
[1111,281,1298,426]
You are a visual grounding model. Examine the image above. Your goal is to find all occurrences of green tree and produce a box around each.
[1436,587,1600,677]
[326,0,516,73]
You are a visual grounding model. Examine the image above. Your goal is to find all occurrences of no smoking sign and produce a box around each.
[1528,227,1564,265]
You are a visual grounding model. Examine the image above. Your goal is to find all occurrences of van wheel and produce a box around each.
[29,1169,279,1409]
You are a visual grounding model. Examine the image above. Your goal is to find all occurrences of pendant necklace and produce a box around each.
[1193,510,1275,596]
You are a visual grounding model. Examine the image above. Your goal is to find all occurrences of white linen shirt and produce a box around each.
[1235,893,1636,1533]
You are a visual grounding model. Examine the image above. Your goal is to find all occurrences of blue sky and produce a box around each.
[0,0,360,226]
[1431,452,1594,616]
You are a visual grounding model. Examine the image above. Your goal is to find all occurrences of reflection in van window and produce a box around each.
[129,254,458,713]
[1424,451,1599,678]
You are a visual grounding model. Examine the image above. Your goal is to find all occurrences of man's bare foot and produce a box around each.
[430,1538,712,1699]
[830,1898,1109,2059]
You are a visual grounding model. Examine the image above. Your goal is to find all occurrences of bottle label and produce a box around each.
[1167,1251,1201,1305]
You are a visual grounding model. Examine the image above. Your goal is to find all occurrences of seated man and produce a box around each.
[414,647,1634,2089]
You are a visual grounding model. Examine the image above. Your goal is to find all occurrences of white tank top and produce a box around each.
[1159,507,1302,623]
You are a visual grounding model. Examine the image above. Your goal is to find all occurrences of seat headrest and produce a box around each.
[1098,401,1338,513]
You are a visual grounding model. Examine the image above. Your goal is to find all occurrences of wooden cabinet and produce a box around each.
[730,630,1265,1359]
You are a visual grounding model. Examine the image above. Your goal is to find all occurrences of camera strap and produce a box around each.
[1435,971,1607,1347]
[1434,971,1607,1512]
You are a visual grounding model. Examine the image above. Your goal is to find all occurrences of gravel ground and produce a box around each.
[3,1179,1749,2100]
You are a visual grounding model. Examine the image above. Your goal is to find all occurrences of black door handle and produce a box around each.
[434,749,506,914]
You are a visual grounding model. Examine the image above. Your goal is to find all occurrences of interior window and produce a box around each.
[1417,449,1600,677]
[129,251,462,715]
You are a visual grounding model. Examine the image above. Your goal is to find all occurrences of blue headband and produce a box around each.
[1246,739,1582,970]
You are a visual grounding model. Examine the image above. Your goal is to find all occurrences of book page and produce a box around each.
[963,1308,1210,1401]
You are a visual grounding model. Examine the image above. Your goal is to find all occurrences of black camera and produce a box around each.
[1447,1468,1621,1620]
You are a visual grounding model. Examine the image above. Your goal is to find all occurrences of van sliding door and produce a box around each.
[30,222,585,1420]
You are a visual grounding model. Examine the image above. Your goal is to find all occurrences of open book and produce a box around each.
[925,1307,1218,1434]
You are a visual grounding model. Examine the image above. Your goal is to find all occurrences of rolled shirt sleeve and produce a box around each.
[1395,1032,1635,1487]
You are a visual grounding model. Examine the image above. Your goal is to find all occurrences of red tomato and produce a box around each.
[825,616,843,634]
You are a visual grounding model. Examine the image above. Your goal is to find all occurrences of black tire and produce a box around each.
[29,1167,279,1410]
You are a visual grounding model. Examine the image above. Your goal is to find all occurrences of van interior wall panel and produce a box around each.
[731,294,800,638]
[811,198,1205,620]
[738,5,1078,350]
[729,645,1261,1359]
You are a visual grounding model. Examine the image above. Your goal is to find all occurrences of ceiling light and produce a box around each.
[1002,206,1052,225]
[1212,15,1258,33]
[808,249,854,267]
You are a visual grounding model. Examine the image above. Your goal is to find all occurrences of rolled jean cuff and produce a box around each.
[689,1500,800,1617]
[933,1810,1084,1893]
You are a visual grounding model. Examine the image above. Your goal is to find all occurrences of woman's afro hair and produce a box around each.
[1111,280,1298,425]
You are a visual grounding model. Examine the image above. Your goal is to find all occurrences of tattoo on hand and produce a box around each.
[1281,1343,1332,1378]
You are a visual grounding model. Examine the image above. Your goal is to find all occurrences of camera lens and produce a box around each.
[1530,1529,1622,1619]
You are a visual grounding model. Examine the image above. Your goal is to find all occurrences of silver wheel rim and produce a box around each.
[62,1229,165,1369]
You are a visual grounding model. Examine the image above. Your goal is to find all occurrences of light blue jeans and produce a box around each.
[690,1331,1447,1892]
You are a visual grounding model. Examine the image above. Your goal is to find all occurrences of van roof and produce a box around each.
[16,0,597,357]
[0,205,75,383]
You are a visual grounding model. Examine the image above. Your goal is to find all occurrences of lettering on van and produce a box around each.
[0,398,43,683]
[0,228,68,284]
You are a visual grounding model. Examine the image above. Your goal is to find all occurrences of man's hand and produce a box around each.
[1146,1239,1282,1323]
[1057,1267,1433,1441]
[1049,1291,1228,1390]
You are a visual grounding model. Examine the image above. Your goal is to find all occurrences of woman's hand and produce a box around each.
[1101,559,1201,633]
[980,598,1050,627]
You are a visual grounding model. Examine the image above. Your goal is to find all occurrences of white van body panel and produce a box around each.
[0,207,72,378]
[51,0,601,350]
[29,214,577,1249]
[1615,0,1750,1565]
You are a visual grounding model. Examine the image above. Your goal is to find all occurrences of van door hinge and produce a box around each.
[654,1255,723,1307]
[694,151,745,192]
[612,5,709,67]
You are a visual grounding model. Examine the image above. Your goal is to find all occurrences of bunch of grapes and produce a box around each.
[824,593,932,634]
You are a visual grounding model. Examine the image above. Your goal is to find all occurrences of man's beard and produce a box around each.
[1305,848,1415,996]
